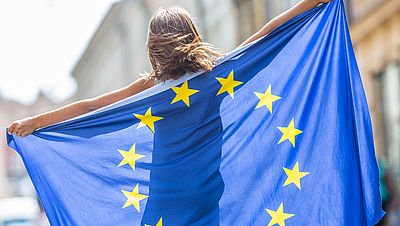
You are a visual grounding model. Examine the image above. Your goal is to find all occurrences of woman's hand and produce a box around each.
[7,117,39,138]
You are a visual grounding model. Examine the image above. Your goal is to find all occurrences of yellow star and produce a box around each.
[265,202,294,226]
[283,162,309,189]
[277,118,302,148]
[216,70,243,98]
[134,107,163,133]
[171,81,199,107]
[254,84,281,113]
[121,184,148,212]
[117,144,145,171]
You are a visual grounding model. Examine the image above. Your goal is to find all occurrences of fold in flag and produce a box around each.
[6,1,384,225]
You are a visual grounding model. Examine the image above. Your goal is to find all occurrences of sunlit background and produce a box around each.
[0,0,399,225]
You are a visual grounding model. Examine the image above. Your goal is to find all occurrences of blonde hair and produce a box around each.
[146,7,222,82]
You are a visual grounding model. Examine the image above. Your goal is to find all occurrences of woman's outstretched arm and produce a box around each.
[7,77,155,137]
[238,0,332,48]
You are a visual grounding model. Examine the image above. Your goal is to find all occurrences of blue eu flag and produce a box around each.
[6,1,384,225]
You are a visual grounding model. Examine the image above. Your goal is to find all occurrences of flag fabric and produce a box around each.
[6,1,384,225]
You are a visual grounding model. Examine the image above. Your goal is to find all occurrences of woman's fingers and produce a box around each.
[9,123,22,136]
[8,123,16,134]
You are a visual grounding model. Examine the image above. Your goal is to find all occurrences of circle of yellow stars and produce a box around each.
[115,69,310,225]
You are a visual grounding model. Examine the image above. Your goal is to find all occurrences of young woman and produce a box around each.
[7,0,331,137]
